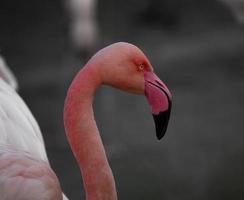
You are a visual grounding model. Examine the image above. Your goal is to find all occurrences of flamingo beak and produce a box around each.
[144,71,172,140]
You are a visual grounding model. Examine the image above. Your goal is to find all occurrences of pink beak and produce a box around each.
[144,71,172,140]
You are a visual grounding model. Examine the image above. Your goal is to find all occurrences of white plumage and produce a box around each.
[0,145,62,200]
[0,79,48,162]
[0,57,68,199]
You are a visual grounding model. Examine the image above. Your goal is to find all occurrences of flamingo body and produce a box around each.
[0,60,68,199]
[0,79,48,162]
[0,145,62,200]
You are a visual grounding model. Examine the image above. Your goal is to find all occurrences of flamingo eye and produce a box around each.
[138,64,144,71]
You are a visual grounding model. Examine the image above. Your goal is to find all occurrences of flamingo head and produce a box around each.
[90,42,172,139]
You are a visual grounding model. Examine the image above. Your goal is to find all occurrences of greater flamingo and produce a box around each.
[0,42,171,199]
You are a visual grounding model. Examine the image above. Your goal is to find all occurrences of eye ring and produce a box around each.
[138,64,144,71]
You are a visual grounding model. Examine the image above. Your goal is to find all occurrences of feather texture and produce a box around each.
[0,79,48,162]
[0,75,68,199]
[0,145,62,200]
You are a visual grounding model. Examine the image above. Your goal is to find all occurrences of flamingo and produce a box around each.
[0,42,171,199]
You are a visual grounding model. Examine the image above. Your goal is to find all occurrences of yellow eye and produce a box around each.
[138,64,144,71]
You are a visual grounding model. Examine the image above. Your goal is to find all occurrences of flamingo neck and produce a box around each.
[64,64,117,200]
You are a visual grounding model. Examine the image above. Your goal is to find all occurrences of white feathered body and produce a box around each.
[0,61,68,199]
[0,79,48,162]
[0,145,62,200]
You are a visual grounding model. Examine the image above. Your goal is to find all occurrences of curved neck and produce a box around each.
[64,65,117,200]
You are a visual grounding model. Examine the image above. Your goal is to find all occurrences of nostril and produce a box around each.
[155,80,163,86]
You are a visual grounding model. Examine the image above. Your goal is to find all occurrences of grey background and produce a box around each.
[0,0,244,199]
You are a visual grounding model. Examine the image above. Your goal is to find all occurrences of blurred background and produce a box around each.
[0,0,244,199]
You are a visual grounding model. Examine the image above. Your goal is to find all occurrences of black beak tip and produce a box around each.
[156,130,166,140]
[153,108,171,140]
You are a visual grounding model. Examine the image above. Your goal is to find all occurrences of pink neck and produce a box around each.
[64,65,117,200]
